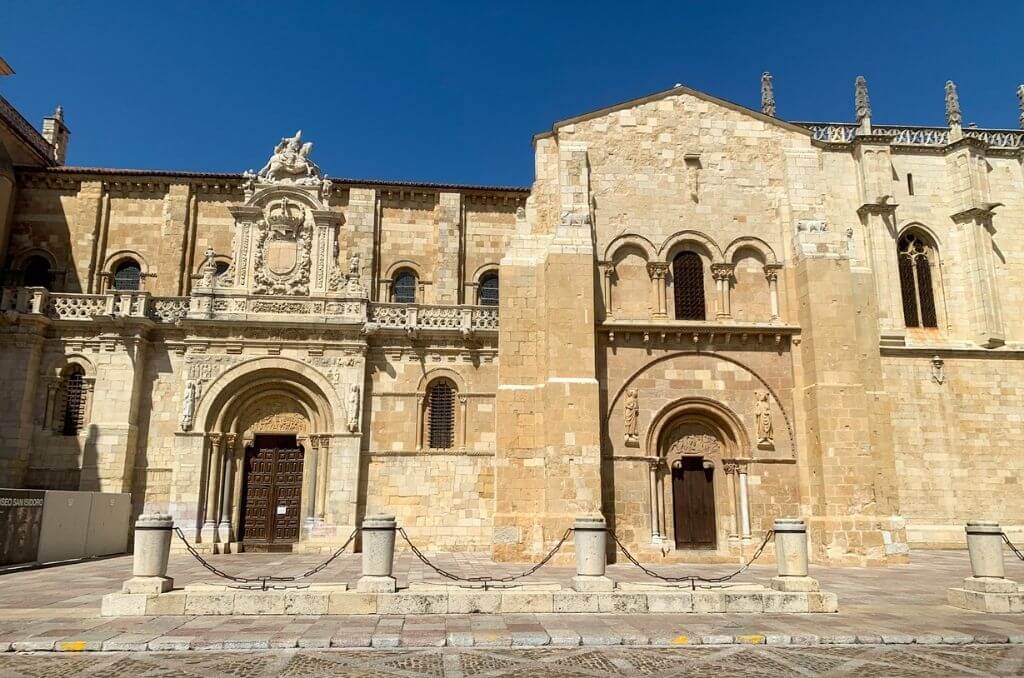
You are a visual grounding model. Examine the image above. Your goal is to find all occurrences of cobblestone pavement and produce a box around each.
[0,645,1023,677]
[0,549,1023,651]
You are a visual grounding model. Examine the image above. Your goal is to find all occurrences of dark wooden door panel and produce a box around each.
[672,457,717,549]
[240,439,303,548]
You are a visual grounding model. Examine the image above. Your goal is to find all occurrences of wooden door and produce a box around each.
[240,436,304,551]
[672,457,717,549]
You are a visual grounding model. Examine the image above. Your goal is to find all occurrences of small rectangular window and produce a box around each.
[907,173,915,196]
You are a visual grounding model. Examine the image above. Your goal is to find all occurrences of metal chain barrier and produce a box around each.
[1003,532,1024,561]
[397,526,573,590]
[608,527,775,591]
[173,526,359,590]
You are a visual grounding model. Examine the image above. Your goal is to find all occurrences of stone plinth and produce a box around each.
[101,581,839,616]
[123,513,174,594]
[357,514,397,593]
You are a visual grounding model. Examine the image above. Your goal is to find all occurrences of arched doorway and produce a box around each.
[646,397,748,553]
[662,422,720,549]
[191,358,343,552]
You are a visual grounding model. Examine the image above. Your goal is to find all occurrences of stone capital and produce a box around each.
[646,261,669,279]
[710,262,735,281]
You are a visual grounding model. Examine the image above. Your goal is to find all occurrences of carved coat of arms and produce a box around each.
[252,197,312,295]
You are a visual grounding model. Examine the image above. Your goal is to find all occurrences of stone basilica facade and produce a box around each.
[1,74,1023,565]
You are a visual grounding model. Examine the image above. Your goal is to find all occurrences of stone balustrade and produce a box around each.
[796,122,1024,149]
[0,286,500,334]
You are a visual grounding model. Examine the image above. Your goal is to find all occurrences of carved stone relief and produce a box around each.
[239,396,310,436]
[664,422,720,460]
[623,388,639,446]
[755,391,774,449]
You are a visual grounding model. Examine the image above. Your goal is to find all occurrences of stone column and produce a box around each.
[647,262,668,318]
[737,465,752,539]
[457,395,468,448]
[770,518,819,592]
[316,435,329,520]
[414,394,425,449]
[711,263,734,319]
[647,458,660,542]
[600,261,615,319]
[765,264,782,322]
[302,435,317,524]
[122,513,174,594]
[950,520,1020,602]
[724,463,741,538]
[201,433,223,543]
[218,433,236,542]
[656,462,666,539]
[358,513,397,592]
[572,514,614,591]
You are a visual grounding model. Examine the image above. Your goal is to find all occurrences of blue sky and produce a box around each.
[2,1,1022,186]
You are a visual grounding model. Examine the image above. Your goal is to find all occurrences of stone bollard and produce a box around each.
[770,518,819,592]
[961,520,1018,593]
[572,514,615,592]
[122,513,174,594]
[357,513,397,592]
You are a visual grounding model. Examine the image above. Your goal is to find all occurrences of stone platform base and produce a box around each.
[947,577,1023,613]
[101,581,838,617]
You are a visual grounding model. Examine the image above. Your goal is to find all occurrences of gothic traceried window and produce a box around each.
[392,269,417,304]
[478,272,499,306]
[898,232,938,328]
[672,251,706,320]
[61,365,87,436]
[113,259,142,291]
[427,379,455,449]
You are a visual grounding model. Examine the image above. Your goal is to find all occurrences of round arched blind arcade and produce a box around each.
[672,252,706,320]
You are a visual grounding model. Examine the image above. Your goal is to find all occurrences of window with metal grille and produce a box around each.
[478,272,499,306]
[113,259,142,291]
[23,256,53,289]
[672,252,706,320]
[61,366,87,436]
[898,232,938,328]
[427,380,455,449]
[392,270,417,304]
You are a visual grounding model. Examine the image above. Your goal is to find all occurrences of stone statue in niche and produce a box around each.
[755,391,774,449]
[180,380,200,431]
[257,130,322,185]
[346,383,361,433]
[623,388,639,446]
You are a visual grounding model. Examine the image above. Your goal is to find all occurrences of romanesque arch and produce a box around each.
[189,356,343,548]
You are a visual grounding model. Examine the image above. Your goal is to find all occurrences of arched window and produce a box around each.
[898,232,938,328]
[672,252,706,320]
[392,269,417,304]
[478,272,499,306]
[23,256,53,289]
[214,261,230,277]
[61,365,87,436]
[112,259,142,291]
[426,379,456,449]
